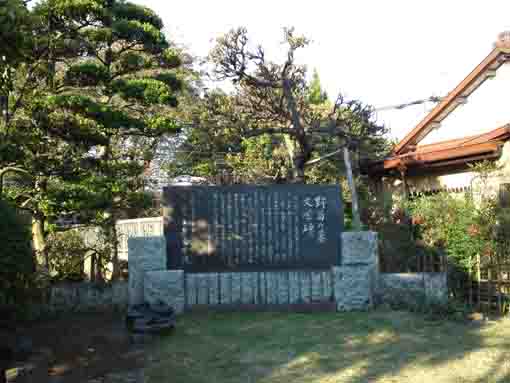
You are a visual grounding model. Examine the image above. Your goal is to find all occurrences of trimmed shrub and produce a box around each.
[46,230,89,282]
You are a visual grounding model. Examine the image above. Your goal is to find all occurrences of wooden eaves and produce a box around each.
[392,32,510,156]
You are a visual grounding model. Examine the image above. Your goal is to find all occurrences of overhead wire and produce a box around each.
[374,96,443,112]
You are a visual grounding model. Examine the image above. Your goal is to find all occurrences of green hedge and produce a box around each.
[0,200,34,306]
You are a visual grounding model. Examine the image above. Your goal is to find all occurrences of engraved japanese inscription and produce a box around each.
[163,185,343,270]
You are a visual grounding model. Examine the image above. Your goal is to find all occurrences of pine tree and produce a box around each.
[307,69,328,105]
[1,0,183,276]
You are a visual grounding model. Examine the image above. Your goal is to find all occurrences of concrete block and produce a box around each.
[144,270,185,314]
[342,231,378,266]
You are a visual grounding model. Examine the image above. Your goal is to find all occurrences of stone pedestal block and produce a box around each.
[424,272,448,304]
[144,270,185,314]
[128,236,166,305]
[332,231,379,311]
[341,231,378,266]
[332,266,374,311]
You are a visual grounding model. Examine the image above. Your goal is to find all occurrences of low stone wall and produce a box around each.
[378,273,448,306]
[43,281,128,314]
[144,270,334,314]
[186,270,333,306]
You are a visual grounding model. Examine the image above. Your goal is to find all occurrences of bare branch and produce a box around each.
[304,149,342,167]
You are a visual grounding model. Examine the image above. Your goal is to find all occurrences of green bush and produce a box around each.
[46,230,89,282]
[402,193,488,270]
[0,200,34,307]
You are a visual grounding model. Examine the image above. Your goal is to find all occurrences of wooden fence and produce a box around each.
[453,262,510,315]
[379,248,447,273]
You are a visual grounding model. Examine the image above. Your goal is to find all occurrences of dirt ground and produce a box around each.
[2,311,146,383]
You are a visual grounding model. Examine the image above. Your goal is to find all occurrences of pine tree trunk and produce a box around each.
[292,156,306,184]
[90,253,96,282]
[282,78,309,184]
[111,220,120,281]
[96,254,104,283]
[290,136,308,184]
[32,215,47,269]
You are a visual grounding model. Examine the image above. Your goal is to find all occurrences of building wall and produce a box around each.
[384,141,510,201]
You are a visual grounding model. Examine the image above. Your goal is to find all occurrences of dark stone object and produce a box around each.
[126,303,176,334]
[162,184,343,271]
[0,335,34,383]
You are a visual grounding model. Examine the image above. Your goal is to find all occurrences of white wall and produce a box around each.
[385,142,510,201]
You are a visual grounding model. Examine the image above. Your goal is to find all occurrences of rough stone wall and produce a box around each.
[184,270,333,307]
[42,282,128,314]
[378,272,448,306]
[128,236,166,305]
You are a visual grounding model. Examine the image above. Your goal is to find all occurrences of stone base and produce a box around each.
[184,270,333,308]
[333,231,379,311]
[126,231,393,314]
[144,270,185,314]
[332,266,374,311]
[128,237,166,306]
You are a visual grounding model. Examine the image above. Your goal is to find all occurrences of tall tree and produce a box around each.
[307,69,328,105]
[1,0,183,275]
[166,90,291,185]
[209,27,387,183]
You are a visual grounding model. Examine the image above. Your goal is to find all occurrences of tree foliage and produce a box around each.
[404,193,486,270]
[207,27,388,183]
[0,0,183,275]
[171,48,390,187]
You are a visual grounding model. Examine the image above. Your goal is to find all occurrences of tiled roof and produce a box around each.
[370,124,510,174]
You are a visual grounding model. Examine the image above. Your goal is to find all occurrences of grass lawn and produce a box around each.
[146,310,510,383]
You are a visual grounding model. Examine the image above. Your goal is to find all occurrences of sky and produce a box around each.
[134,0,510,141]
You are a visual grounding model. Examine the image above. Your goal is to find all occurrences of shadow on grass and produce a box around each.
[145,310,510,383]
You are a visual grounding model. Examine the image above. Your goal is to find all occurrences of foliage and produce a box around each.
[46,230,90,282]
[224,135,291,183]
[306,69,328,105]
[207,27,388,184]
[0,0,34,65]
[1,0,184,276]
[0,199,34,307]
[402,192,487,270]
